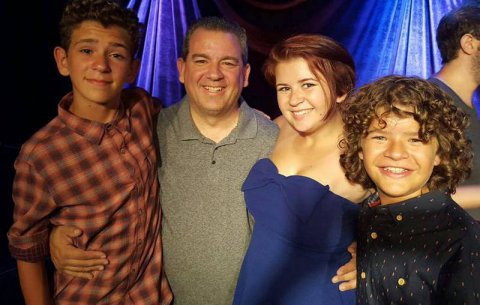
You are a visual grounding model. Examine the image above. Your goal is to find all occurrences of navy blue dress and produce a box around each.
[233,159,359,305]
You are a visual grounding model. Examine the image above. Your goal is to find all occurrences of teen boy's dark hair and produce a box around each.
[340,75,473,194]
[59,0,141,57]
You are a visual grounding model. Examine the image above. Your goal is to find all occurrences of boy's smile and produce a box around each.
[360,113,441,205]
[54,21,138,122]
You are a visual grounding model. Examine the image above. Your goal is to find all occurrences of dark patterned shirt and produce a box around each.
[7,88,172,305]
[357,191,480,305]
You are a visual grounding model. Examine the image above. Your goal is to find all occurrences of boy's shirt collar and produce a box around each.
[366,192,381,208]
[58,92,130,145]
[366,190,451,211]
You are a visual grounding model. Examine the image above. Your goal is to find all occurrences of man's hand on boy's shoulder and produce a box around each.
[49,226,109,279]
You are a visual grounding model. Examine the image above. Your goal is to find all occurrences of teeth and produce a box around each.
[384,167,407,173]
[292,109,312,116]
[204,86,223,93]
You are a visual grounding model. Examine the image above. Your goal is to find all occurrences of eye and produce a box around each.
[80,48,93,55]
[302,82,316,89]
[222,60,238,67]
[277,86,290,93]
[409,138,424,144]
[193,59,207,65]
[110,53,126,60]
[370,135,386,141]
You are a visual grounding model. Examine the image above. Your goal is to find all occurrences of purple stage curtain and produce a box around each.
[128,0,477,111]
[212,0,465,86]
[127,0,201,106]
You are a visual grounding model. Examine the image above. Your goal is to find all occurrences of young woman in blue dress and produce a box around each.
[233,34,369,305]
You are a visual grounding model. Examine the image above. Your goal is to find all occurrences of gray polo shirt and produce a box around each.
[157,96,278,305]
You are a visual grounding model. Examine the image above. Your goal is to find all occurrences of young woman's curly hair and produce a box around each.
[339,75,472,194]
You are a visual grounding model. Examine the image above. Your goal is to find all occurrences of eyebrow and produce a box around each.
[73,39,129,50]
[367,128,419,137]
[276,78,318,87]
[191,53,240,63]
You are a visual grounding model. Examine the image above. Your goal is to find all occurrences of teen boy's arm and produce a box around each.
[8,154,57,305]
[17,261,53,305]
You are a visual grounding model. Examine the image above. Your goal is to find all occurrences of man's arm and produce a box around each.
[17,260,53,305]
[331,242,357,291]
[50,226,108,279]
[452,185,480,210]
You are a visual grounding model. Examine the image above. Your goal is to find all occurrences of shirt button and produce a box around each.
[211,160,216,164]
[396,214,403,221]
[138,209,143,215]
[398,278,406,286]
[360,272,366,279]
[371,232,378,239]
[120,148,126,154]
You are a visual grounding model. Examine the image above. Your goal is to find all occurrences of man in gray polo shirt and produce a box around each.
[157,17,278,304]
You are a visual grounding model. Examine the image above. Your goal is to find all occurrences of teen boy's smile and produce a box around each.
[360,113,441,205]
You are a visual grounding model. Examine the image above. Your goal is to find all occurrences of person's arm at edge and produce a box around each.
[17,260,53,305]
[452,185,480,210]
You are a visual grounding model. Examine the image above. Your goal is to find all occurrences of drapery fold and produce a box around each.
[128,0,473,108]
[128,0,201,106]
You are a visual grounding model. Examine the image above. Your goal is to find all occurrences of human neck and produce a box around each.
[435,60,478,108]
[297,112,344,147]
[190,106,241,143]
[69,97,120,123]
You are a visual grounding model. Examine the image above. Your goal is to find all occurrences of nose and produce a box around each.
[206,62,224,80]
[289,88,305,106]
[92,54,111,72]
[384,140,409,160]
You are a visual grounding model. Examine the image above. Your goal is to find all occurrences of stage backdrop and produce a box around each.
[127,0,478,116]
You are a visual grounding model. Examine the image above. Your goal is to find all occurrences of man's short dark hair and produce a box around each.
[436,6,480,64]
[59,0,142,57]
[182,17,248,64]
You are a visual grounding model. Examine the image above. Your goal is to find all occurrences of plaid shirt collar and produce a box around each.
[57,92,131,145]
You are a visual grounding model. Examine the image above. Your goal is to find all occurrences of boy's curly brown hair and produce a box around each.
[339,75,472,194]
[59,0,142,57]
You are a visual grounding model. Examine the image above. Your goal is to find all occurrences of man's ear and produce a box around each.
[54,47,70,76]
[434,154,441,166]
[177,58,186,84]
[359,150,364,160]
[242,63,251,88]
[459,33,476,56]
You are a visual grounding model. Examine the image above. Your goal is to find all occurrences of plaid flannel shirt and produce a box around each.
[8,88,172,305]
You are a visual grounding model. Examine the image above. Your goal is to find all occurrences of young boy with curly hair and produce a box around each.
[340,75,480,304]
[7,0,171,304]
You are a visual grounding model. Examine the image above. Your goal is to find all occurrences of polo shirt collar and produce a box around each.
[177,95,258,142]
[57,92,131,145]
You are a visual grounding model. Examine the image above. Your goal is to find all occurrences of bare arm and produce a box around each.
[50,226,108,279]
[332,242,357,291]
[17,260,53,305]
[452,185,480,210]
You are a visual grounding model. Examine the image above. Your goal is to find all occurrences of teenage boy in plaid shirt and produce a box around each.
[7,0,172,304]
